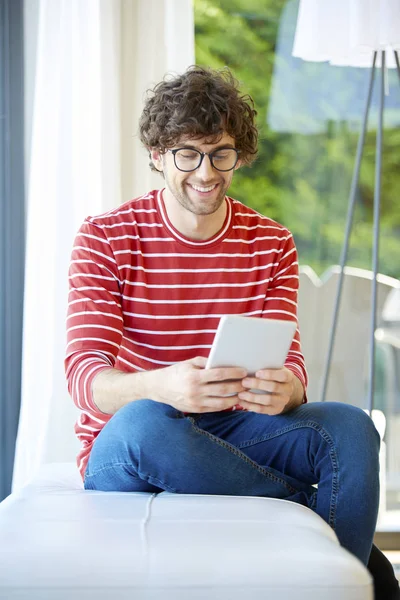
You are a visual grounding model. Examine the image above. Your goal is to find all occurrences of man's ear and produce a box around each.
[150,148,164,172]
[234,159,243,171]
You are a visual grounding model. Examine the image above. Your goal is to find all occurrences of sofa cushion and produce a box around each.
[0,463,372,599]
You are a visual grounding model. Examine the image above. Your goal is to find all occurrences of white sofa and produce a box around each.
[0,462,372,599]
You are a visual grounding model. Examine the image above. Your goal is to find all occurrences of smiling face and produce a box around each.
[151,133,240,231]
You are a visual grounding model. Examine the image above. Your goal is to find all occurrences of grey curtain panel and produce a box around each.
[0,0,25,501]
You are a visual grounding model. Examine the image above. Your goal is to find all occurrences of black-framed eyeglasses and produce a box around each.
[167,147,240,172]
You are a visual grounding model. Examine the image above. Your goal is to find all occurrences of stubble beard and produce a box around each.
[172,179,229,216]
[179,190,225,216]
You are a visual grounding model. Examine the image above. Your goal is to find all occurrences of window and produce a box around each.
[195,0,400,527]
[195,0,400,277]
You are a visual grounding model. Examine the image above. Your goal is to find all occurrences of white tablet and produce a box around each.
[206,315,296,375]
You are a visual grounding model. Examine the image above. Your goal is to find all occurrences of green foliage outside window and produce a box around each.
[194,0,400,278]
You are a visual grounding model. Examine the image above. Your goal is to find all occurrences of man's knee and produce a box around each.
[88,399,181,465]
[301,401,380,449]
[109,399,181,444]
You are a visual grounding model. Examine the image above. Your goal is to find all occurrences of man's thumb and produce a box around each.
[189,356,208,368]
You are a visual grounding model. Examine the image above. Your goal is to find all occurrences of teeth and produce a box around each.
[191,184,216,193]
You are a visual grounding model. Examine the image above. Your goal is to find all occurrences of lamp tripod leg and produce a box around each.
[368,51,386,414]
[320,53,377,402]
[394,50,400,83]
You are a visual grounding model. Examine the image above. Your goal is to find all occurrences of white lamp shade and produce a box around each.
[293,0,400,67]
[267,0,400,133]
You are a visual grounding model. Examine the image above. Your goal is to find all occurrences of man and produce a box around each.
[65,66,398,598]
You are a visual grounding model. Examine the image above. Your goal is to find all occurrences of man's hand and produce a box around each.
[237,367,304,415]
[152,356,248,413]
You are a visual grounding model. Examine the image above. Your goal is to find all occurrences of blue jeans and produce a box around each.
[84,400,380,565]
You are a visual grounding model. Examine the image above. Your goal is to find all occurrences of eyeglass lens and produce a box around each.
[174,148,238,172]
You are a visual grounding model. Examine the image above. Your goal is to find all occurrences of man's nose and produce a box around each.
[196,154,215,179]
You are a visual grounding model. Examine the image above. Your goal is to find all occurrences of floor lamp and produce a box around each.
[293,0,400,413]
[321,49,400,413]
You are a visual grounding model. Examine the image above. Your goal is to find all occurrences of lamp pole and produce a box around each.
[320,52,377,404]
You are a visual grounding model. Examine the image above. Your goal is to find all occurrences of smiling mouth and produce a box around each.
[189,183,218,193]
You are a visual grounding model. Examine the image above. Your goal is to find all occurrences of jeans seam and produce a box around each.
[85,462,178,493]
[85,461,138,479]
[309,490,318,511]
[241,421,339,529]
[186,416,298,495]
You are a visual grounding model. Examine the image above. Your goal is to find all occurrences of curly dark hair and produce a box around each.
[139,65,258,172]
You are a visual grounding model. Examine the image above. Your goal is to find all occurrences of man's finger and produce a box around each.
[236,398,282,415]
[200,366,247,383]
[242,377,280,394]
[255,368,289,382]
[201,395,241,411]
[189,356,208,368]
[239,390,278,405]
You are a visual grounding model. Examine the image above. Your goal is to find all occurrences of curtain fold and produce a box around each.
[12,0,194,492]
[12,0,122,492]
[120,0,195,200]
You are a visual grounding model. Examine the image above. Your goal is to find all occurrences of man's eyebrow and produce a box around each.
[176,143,236,151]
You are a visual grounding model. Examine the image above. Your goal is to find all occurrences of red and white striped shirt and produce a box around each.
[65,189,308,479]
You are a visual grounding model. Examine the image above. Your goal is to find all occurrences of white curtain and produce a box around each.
[13,0,195,492]
[120,0,195,201]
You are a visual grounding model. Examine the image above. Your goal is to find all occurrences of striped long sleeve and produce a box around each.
[262,233,308,392]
